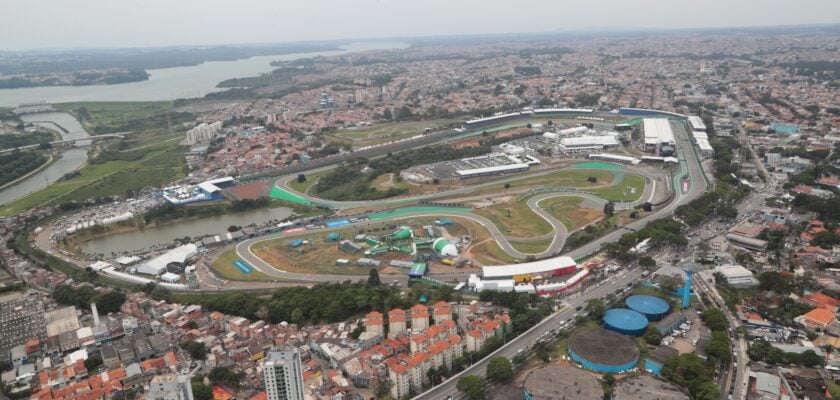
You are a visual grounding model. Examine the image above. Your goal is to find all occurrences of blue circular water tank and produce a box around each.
[603,308,648,336]
[625,295,670,321]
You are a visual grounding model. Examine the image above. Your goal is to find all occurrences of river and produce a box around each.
[0,112,90,205]
[80,207,293,256]
[0,41,409,107]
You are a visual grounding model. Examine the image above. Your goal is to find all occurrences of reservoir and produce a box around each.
[0,42,409,107]
[0,112,90,205]
[81,206,294,256]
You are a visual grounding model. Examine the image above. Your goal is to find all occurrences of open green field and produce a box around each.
[250,227,382,276]
[538,196,604,230]
[209,248,273,281]
[0,136,186,216]
[589,173,646,202]
[441,169,617,201]
[54,101,193,134]
[473,196,553,238]
[287,171,326,194]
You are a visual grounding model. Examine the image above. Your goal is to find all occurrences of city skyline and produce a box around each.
[1,0,839,51]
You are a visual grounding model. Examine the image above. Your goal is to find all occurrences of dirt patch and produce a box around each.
[228,181,271,199]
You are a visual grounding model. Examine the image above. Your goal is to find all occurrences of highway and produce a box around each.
[413,268,646,400]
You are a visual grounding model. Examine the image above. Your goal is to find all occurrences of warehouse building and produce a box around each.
[714,264,757,286]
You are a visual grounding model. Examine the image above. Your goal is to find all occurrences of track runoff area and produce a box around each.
[221,108,705,295]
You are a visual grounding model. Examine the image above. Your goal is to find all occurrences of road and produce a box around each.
[694,271,749,400]
[0,132,129,154]
[414,268,646,400]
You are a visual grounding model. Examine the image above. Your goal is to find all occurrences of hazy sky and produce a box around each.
[2,0,839,51]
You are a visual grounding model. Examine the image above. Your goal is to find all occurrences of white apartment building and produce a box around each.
[263,348,305,400]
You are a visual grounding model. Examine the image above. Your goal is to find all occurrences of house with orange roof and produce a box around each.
[800,292,840,313]
[801,220,828,243]
[795,307,836,330]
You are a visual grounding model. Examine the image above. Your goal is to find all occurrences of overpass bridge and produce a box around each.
[0,132,131,155]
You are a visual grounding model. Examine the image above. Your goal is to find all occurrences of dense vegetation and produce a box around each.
[0,150,47,186]
[0,43,340,75]
[661,354,722,400]
[747,340,823,367]
[171,282,424,325]
[52,284,126,314]
[0,131,54,149]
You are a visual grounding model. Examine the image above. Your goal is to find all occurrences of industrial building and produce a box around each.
[642,118,676,151]
[714,264,757,286]
[568,328,640,373]
[603,308,649,336]
[523,365,602,400]
[725,233,768,252]
[625,295,670,321]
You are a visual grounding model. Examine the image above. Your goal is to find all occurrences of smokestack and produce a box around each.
[91,303,100,326]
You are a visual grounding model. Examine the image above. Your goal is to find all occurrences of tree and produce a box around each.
[180,341,207,360]
[638,256,656,269]
[700,309,729,332]
[644,326,662,345]
[694,381,722,400]
[297,174,306,183]
[84,355,103,371]
[94,290,126,314]
[191,381,212,400]
[585,298,606,320]
[603,201,615,217]
[382,108,393,120]
[485,357,513,383]
[798,350,823,367]
[456,375,486,400]
[367,269,381,287]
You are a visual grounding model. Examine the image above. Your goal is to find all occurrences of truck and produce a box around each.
[441,258,456,266]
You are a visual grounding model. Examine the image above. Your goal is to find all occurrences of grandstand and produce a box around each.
[533,108,594,118]
[688,116,707,132]
[642,118,676,150]
[640,156,679,164]
[463,112,529,129]
[587,153,641,165]
[481,256,578,280]
[695,138,714,159]
[455,163,530,179]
